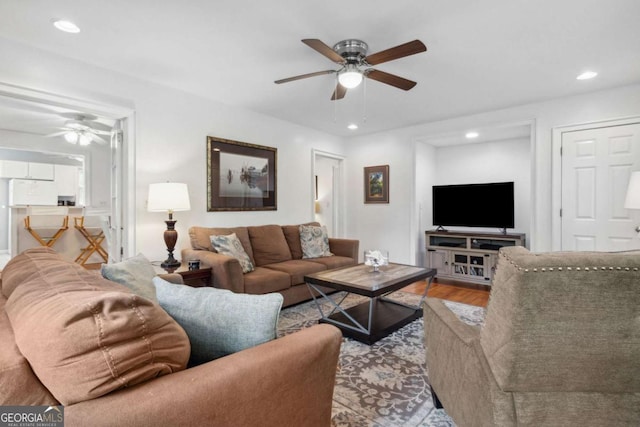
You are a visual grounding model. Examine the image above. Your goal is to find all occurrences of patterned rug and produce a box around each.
[278,292,486,427]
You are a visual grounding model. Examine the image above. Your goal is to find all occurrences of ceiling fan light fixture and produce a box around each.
[78,133,91,146]
[64,132,79,144]
[338,65,363,89]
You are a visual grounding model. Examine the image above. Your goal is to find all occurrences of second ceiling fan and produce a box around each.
[275,38,427,100]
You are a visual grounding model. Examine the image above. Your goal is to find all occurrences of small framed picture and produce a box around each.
[364,165,389,204]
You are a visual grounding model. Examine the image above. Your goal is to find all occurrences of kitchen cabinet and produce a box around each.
[0,160,54,180]
[54,165,79,197]
[0,160,28,178]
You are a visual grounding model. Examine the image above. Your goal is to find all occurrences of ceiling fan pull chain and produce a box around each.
[362,76,367,123]
[334,76,338,123]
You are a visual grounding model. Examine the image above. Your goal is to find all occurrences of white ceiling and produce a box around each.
[0,0,639,138]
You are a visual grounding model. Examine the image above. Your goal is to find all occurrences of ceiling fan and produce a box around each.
[275,38,427,100]
[46,113,112,145]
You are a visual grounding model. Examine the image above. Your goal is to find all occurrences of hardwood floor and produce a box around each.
[402,279,490,307]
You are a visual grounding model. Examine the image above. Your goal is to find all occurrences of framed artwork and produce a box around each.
[364,165,389,204]
[207,136,277,211]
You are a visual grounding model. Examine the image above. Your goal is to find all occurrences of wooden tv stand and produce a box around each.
[425,230,525,287]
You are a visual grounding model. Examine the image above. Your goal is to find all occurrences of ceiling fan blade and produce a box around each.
[330,84,347,101]
[275,70,336,84]
[365,39,427,66]
[87,132,108,145]
[85,121,112,132]
[366,69,417,91]
[301,39,345,64]
[45,131,68,138]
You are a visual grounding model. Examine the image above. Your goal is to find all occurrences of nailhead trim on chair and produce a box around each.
[498,251,639,273]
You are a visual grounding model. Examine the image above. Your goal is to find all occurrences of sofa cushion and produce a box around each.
[282,222,320,260]
[100,253,158,301]
[1,246,61,298]
[300,224,333,259]
[243,267,292,293]
[189,226,255,264]
[306,255,356,270]
[248,225,292,266]
[210,233,255,273]
[5,254,190,406]
[0,294,58,406]
[263,260,327,286]
[154,277,283,365]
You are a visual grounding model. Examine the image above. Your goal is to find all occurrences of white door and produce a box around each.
[561,123,640,251]
[106,120,124,262]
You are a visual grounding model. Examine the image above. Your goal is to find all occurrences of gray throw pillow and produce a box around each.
[101,253,157,302]
[153,277,283,365]
[210,232,255,273]
[300,224,333,259]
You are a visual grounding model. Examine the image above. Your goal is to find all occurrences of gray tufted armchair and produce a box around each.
[424,246,640,426]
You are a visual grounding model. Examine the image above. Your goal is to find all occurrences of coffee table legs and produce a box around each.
[306,276,434,344]
[379,275,434,311]
[307,284,374,336]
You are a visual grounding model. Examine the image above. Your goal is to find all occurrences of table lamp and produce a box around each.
[148,182,191,268]
[624,171,640,233]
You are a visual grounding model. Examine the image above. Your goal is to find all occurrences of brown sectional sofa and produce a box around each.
[182,222,359,307]
[1,247,343,426]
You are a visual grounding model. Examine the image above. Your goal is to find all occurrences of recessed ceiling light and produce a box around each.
[576,71,598,80]
[347,124,358,130]
[52,19,80,33]
[465,131,479,139]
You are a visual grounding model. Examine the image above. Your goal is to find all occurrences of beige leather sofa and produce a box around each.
[424,246,640,427]
[182,223,359,307]
[1,247,342,427]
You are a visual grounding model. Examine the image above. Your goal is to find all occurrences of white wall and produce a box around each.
[344,133,416,264]
[0,37,346,263]
[414,142,436,266]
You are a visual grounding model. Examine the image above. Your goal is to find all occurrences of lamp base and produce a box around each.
[161,257,181,269]
[161,218,180,270]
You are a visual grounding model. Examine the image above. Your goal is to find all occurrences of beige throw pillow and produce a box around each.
[210,233,255,273]
[300,224,333,259]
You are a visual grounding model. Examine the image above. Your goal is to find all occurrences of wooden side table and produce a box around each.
[158,264,213,288]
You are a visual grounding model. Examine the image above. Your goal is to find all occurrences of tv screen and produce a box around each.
[432,182,514,229]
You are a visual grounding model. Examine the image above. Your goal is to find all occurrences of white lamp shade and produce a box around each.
[148,183,191,212]
[624,172,640,210]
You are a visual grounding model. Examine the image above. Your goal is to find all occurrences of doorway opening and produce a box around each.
[0,82,135,266]
[312,150,345,237]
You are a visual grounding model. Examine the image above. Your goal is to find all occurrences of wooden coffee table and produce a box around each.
[304,263,436,344]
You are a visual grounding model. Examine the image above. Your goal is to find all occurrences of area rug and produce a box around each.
[278,292,485,427]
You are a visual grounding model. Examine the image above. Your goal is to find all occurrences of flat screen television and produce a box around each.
[432,182,514,229]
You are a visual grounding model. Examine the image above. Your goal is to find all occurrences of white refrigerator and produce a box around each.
[9,179,58,206]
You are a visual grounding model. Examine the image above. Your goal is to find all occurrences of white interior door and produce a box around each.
[561,123,640,251]
[107,120,124,262]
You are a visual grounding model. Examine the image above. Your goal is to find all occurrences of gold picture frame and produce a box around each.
[207,136,277,211]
